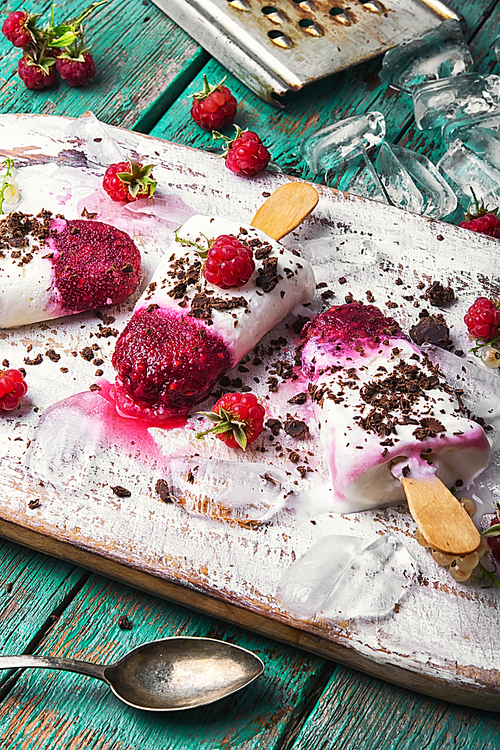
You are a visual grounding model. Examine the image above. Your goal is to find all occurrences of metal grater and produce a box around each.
[153,0,459,105]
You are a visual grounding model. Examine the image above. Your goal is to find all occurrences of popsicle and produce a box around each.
[111,183,318,421]
[0,211,141,328]
[301,303,489,551]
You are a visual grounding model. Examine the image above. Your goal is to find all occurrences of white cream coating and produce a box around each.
[303,337,490,513]
[0,237,62,328]
[135,214,315,366]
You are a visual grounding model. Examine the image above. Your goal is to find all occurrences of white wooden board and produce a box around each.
[1,113,500,710]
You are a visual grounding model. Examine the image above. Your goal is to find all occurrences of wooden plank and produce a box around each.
[0,571,329,749]
[0,540,84,678]
[2,114,500,710]
[150,0,496,196]
[0,0,202,130]
[288,665,500,750]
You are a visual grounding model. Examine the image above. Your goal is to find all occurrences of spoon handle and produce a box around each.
[0,654,106,681]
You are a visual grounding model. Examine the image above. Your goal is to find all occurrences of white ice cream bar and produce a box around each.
[135,214,316,366]
[0,234,62,328]
[302,310,490,514]
[0,213,141,329]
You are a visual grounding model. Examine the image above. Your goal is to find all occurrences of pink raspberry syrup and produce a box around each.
[50,219,141,312]
[112,306,231,419]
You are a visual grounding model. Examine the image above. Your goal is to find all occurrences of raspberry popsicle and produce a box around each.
[112,184,318,420]
[301,304,490,519]
[0,211,141,328]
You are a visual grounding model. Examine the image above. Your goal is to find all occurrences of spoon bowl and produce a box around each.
[0,637,264,712]
[105,637,264,710]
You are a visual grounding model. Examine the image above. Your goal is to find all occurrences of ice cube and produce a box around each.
[276,535,364,619]
[442,107,500,145]
[165,456,292,526]
[65,112,126,166]
[277,533,417,621]
[459,125,500,172]
[375,143,425,214]
[413,74,500,131]
[25,392,105,489]
[437,139,500,207]
[300,111,385,175]
[328,150,387,203]
[381,19,472,93]
[375,143,457,218]
[321,535,417,620]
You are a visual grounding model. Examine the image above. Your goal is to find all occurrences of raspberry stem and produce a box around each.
[173,228,210,258]
[471,560,500,589]
[0,158,16,215]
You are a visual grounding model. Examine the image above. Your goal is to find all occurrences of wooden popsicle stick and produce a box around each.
[251,182,319,240]
[402,476,480,555]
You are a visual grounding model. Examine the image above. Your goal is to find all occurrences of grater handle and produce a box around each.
[251,182,318,240]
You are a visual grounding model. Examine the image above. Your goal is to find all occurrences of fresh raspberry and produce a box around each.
[102,160,157,202]
[17,53,56,90]
[56,51,96,87]
[0,369,28,412]
[214,127,271,177]
[2,10,37,47]
[487,518,500,562]
[458,189,500,239]
[50,219,141,312]
[196,392,265,450]
[190,74,237,131]
[204,235,255,289]
[464,297,500,342]
[112,307,231,418]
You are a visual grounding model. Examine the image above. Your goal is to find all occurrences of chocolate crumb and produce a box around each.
[89,384,100,392]
[80,347,94,362]
[284,417,309,439]
[28,498,40,509]
[155,478,173,503]
[81,207,98,219]
[338,277,347,285]
[424,280,455,307]
[24,353,43,366]
[46,349,61,363]
[288,392,307,405]
[402,465,410,477]
[118,615,133,630]
[265,418,282,436]
[410,313,452,350]
[111,485,131,497]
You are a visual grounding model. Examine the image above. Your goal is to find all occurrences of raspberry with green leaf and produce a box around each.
[190,74,237,131]
[459,188,500,239]
[196,392,265,451]
[102,159,157,203]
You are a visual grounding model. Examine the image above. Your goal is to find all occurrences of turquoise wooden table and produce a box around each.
[1,0,500,746]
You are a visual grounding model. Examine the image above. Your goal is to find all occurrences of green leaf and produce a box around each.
[49,31,78,47]
[234,425,247,451]
[197,411,223,424]
[482,523,500,537]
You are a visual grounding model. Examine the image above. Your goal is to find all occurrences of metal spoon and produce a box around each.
[0,637,264,711]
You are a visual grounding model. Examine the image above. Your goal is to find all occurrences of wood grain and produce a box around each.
[0,570,329,749]
[403,476,481,555]
[251,183,319,240]
[0,0,202,130]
